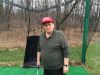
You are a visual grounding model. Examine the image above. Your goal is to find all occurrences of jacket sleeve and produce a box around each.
[59,32,69,58]
[37,38,41,52]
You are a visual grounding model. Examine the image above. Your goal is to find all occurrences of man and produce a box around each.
[37,16,69,75]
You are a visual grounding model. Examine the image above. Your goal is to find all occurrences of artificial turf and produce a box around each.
[0,66,89,75]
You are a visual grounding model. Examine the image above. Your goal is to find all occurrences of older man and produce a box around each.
[37,16,69,75]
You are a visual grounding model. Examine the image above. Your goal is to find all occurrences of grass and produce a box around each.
[0,47,82,66]
[86,41,100,75]
[0,48,25,66]
[69,47,82,62]
[0,41,100,75]
[68,41,100,75]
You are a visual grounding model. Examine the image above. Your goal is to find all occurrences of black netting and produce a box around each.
[0,0,100,67]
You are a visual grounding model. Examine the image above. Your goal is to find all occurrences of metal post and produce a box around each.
[82,0,91,64]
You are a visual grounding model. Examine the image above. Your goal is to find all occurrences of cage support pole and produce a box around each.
[82,0,91,64]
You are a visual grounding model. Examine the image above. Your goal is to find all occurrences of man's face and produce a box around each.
[43,22,55,33]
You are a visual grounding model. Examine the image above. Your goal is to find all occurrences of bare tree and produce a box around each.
[0,0,5,30]
[20,0,24,21]
[0,0,3,14]
[55,0,61,29]
[59,0,79,30]
[4,0,14,29]
[24,0,31,21]
[25,0,32,36]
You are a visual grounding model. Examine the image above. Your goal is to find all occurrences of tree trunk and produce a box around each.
[55,0,61,30]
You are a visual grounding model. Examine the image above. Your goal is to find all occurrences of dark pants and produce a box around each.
[44,68,65,75]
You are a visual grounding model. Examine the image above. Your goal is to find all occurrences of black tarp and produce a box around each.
[23,36,39,68]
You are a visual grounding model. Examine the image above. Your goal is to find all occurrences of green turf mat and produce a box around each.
[0,66,89,75]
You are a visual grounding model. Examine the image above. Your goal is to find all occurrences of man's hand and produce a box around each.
[63,66,69,74]
[37,52,41,67]
[63,58,69,73]
[37,61,40,67]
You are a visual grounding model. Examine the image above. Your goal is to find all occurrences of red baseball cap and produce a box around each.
[41,16,55,24]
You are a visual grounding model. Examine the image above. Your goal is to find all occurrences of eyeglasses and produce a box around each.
[43,23,54,26]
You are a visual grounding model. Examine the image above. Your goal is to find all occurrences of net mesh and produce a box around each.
[0,0,100,66]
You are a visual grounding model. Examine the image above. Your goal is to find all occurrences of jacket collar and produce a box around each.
[43,30,56,39]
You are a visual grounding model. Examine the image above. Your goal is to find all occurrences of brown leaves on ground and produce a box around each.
[0,62,23,66]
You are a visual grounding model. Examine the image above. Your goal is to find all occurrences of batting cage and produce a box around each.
[0,0,100,75]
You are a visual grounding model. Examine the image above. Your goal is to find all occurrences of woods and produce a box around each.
[0,0,99,30]
[0,0,100,48]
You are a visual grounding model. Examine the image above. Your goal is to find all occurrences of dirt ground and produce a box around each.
[0,27,100,49]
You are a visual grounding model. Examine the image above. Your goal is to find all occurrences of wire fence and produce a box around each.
[0,0,100,66]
